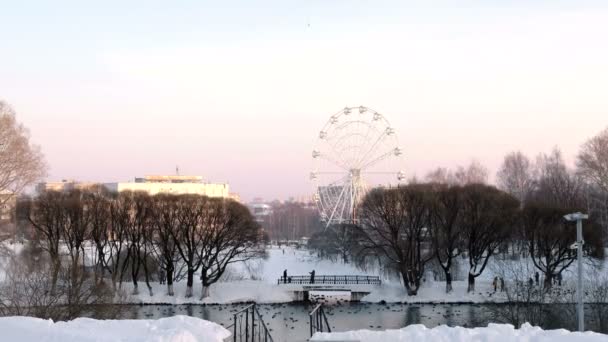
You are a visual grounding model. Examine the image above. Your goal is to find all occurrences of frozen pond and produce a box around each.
[86,301,607,342]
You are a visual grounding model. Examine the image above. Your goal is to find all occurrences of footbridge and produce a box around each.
[277,275,381,301]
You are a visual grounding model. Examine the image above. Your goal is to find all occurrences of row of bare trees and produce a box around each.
[351,142,608,296]
[356,183,518,296]
[23,188,262,300]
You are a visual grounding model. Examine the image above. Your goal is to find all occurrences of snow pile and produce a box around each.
[0,315,231,342]
[311,323,607,341]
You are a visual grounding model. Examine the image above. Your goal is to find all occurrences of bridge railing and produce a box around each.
[309,303,332,337]
[277,275,381,285]
[227,304,274,342]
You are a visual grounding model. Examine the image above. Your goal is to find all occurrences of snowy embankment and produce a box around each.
[0,315,230,342]
[311,323,608,342]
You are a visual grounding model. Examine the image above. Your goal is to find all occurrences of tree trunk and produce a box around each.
[132,275,139,294]
[185,269,195,298]
[166,269,174,296]
[401,269,418,296]
[467,273,475,292]
[446,271,453,293]
[543,272,553,289]
[51,257,60,295]
[201,284,210,299]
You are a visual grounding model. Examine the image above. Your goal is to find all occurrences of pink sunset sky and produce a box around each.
[1,1,607,201]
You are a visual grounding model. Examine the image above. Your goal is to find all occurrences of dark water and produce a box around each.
[84,301,608,342]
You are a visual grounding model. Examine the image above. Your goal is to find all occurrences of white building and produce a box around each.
[0,191,15,224]
[248,203,272,224]
[104,175,231,198]
[36,180,100,193]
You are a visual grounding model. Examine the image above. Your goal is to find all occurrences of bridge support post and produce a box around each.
[350,292,369,301]
[293,290,311,302]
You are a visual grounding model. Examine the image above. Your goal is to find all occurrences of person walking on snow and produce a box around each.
[492,277,498,292]
[310,270,316,284]
[283,269,288,283]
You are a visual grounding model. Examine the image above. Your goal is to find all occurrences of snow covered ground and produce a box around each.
[123,245,385,304]
[122,246,512,304]
[310,323,608,341]
[0,315,230,342]
[2,243,605,304]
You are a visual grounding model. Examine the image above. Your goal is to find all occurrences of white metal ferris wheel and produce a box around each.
[311,106,405,227]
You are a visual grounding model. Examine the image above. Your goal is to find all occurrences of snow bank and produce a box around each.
[311,323,607,342]
[125,280,293,304]
[0,315,231,342]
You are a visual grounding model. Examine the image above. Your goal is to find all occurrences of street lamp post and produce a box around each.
[564,212,589,332]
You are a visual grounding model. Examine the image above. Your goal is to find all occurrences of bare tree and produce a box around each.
[453,160,489,185]
[60,190,92,293]
[425,161,488,186]
[522,202,579,288]
[197,199,262,299]
[125,192,153,295]
[489,259,558,327]
[535,148,583,207]
[0,255,65,319]
[357,184,434,296]
[428,184,463,293]
[150,194,182,296]
[577,127,608,192]
[497,151,536,257]
[308,223,364,264]
[107,191,134,291]
[577,128,608,238]
[86,187,111,286]
[266,201,322,241]
[497,151,536,204]
[172,194,206,298]
[26,190,65,293]
[425,167,456,185]
[524,153,605,287]
[0,101,46,208]
[460,184,519,292]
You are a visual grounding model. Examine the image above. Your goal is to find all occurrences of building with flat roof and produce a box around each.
[36,180,100,193]
[104,175,232,198]
[38,176,238,200]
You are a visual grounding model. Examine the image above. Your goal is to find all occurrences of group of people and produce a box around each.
[494,271,564,292]
[528,271,563,287]
[492,276,505,292]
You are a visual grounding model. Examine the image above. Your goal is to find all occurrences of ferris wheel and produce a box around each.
[311,106,405,227]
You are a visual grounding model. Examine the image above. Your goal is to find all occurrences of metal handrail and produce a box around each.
[277,275,381,285]
[232,304,274,342]
[309,303,332,337]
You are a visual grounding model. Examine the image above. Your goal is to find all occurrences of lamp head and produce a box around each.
[564,212,589,221]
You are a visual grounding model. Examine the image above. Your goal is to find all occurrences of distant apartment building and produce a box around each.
[104,175,232,199]
[248,202,272,224]
[0,191,16,239]
[36,179,99,193]
[0,191,15,223]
